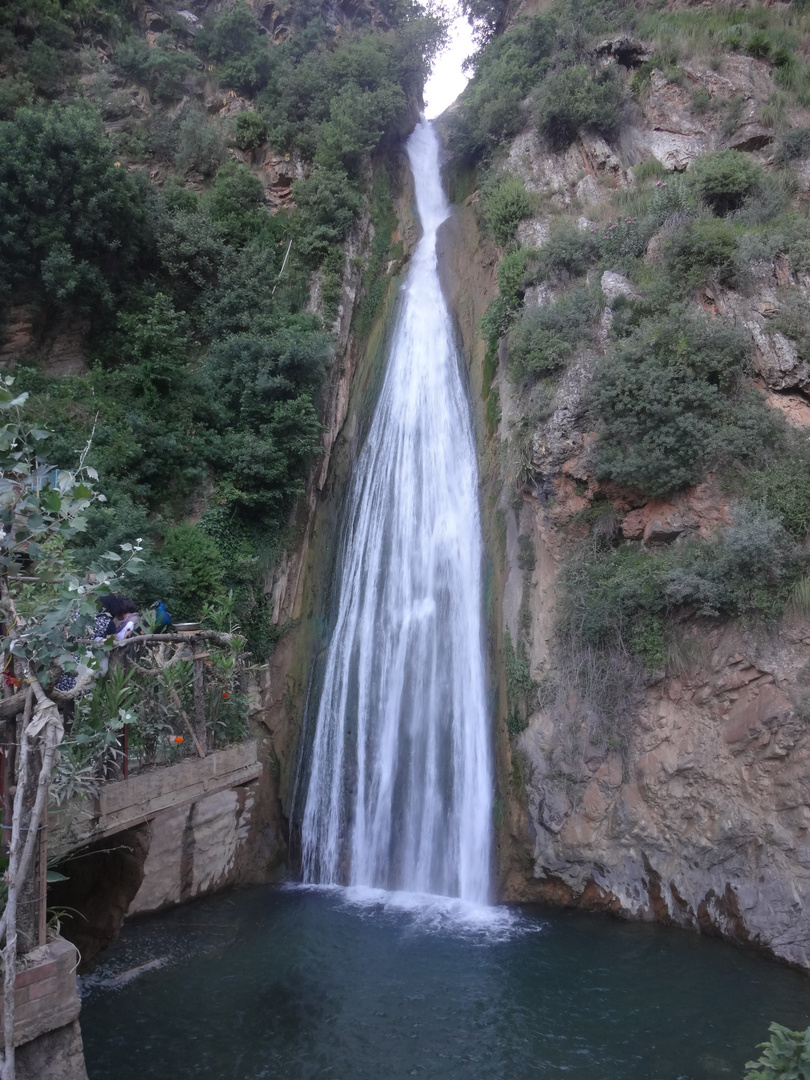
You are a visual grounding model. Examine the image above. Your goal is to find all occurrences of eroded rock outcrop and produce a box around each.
[511,617,810,967]
[437,39,810,967]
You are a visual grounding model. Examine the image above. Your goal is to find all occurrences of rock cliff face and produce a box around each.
[437,39,810,967]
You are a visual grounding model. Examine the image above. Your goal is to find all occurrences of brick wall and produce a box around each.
[0,937,81,1047]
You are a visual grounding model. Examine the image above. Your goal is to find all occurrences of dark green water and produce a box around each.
[80,884,810,1080]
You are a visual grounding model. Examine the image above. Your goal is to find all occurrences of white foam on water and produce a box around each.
[285,883,543,943]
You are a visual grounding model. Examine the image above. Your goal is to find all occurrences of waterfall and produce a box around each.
[300,120,492,905]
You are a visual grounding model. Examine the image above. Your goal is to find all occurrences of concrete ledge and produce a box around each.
[0,938,81,1048]
[92,742,261,839]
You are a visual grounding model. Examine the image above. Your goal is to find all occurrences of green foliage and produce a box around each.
[449,14,557,159]
[174,111,227,177]
[195,0,275,95]
[535,63,626,149]
[690,150,764,216]
[504,630,535,735]
[201,326,328,512]
[509,283,602,379]
[234,110,268,151]
[480,172,532,245]
[207,162,268,247]
[559,505,803,657]
[663,217,739,291]
[354,170,397,338]
[460,0,510,45]
[589,310,775,496]
[250,14,445,173]
[775,126,810,164]
[0,0,446,670]
[159,525,224,621]
[745,1023,810,1080]
[114,34,197,101]
[734,436,810,539]
[292,167,362,264]
[480,247,530,344]
[0,101,150,312]
[0,377,142,683]
[530,221,600,282]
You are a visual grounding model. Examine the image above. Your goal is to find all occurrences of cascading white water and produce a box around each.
[300,120,492,904]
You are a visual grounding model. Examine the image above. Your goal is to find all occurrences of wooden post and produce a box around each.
[17,731,42,956]
[37,825,47,947]
[193,653,207,757]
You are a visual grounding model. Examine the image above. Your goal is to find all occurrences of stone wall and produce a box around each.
[50,745,264,965]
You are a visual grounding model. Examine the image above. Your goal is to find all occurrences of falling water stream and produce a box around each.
[299,120,492,902]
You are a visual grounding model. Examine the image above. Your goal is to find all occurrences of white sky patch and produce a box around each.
[424,15,477,120]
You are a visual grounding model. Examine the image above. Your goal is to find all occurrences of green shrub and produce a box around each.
[195,0,274,94]
[690,149,763,216]
[663,217,739,291]
[531,221,600,282]
[534,63,626,149]
[353,170,396,337]
[633,158,667,183]
[115,35,198,102]
[775,126,810,164]
[736,437,810,539]
[504,630,535,735]
[207,162,268,247]
[480,247,530,345]
[448,14,557,158]
[589,309,774,495]
[175,112,227,177]
[234,110,268,150]
[558,505,802,654]
[292,166,361,264]
[745,1022,810,1080]
[595,215,650,269]
[480,173,532,245]
[509,283,601,378]
[159,525,225,620]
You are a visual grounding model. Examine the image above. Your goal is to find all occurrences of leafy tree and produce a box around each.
[195,0,275,94]
[292,167,362,263]
[114,34,197,101]
[450,14,556,158]
[663,218,739,291]
[509,283,602,377]
[207,162,268,247]
[235,111,268,151]
[0,102,150,311]
[174,111,227,177]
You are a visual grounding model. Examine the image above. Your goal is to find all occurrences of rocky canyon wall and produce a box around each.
[437,32,810,968]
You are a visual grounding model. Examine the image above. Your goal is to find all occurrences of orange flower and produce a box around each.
[222,692,229,699]
[174,736,184,744]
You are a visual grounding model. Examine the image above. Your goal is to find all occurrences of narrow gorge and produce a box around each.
[2,0,810,1076]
